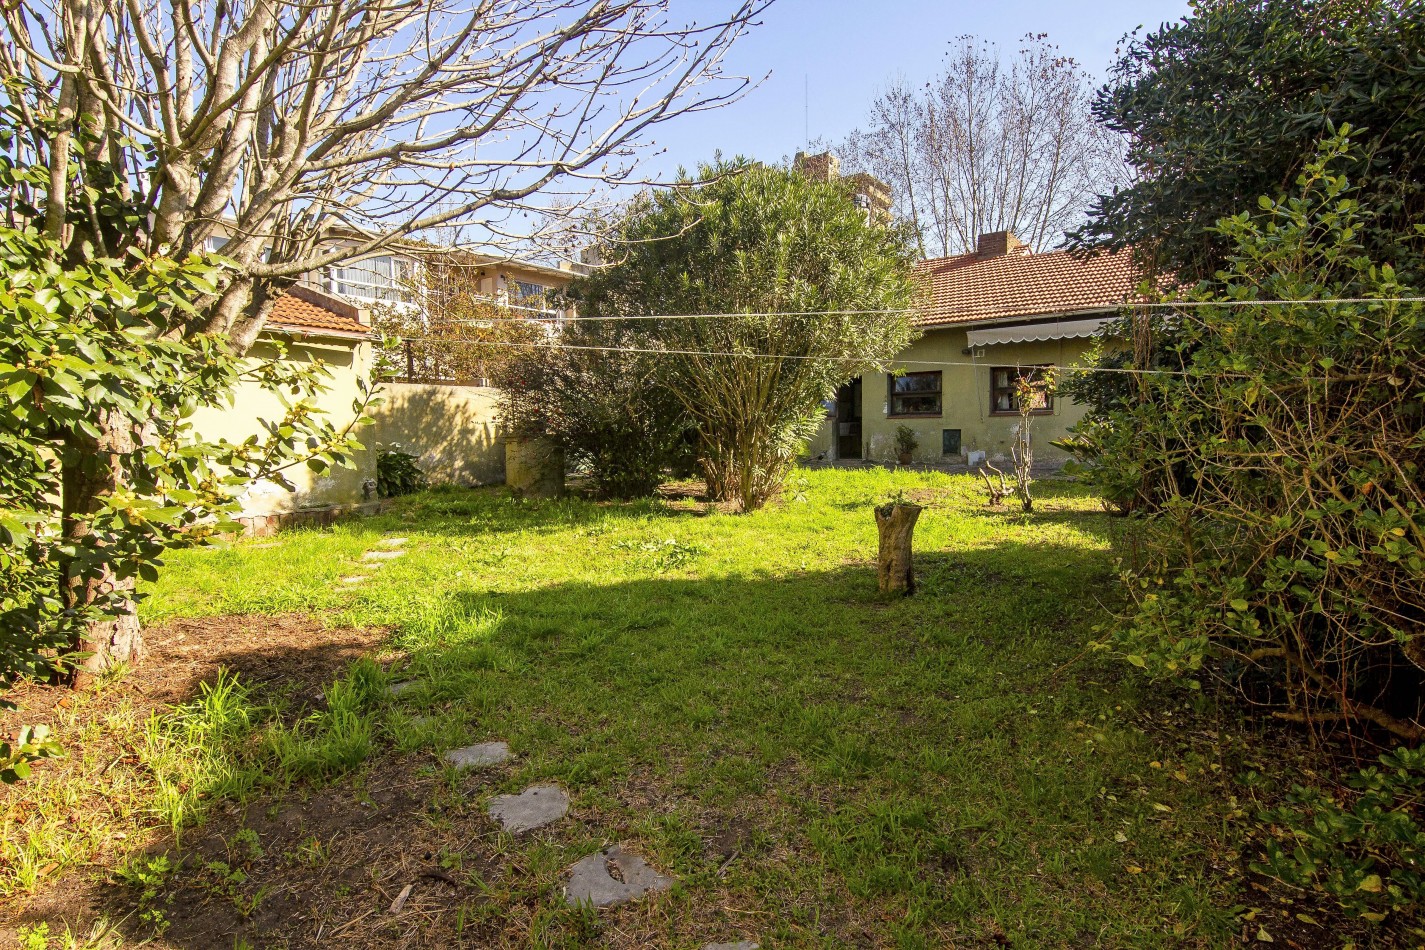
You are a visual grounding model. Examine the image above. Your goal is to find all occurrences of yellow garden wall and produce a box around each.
[364,382,506,487]
[187,335,377,517]
[190,342,507,518]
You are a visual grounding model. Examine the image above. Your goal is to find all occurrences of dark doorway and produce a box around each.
[835,378,863,459]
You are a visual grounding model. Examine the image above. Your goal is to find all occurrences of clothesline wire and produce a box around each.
[384,296,1425,324]
[379,335,1360,380]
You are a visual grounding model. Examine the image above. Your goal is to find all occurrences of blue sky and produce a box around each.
[635,0,1192,181]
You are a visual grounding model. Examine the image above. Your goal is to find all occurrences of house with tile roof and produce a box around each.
[815,230,1140,467]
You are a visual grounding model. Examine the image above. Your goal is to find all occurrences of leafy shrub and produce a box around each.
[1078,138,1425,742]
[0,725,63,784]
[1255,746,1425,922]
[564,159,919,511]
[893,425,918,456]
[376,447,427,497]
[498,321,692,499]
[1068,138,1425,931]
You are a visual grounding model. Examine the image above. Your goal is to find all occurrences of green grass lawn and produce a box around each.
[5,469,1279,948]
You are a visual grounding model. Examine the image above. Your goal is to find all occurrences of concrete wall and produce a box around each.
[188,335,377,517]
[190,341,506,519]
[365,382,505,487]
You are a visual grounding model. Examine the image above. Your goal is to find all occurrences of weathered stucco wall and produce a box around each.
[188,336,377,517]
[365,382,505,487]
[859,327,1096,466]
[189,345,506,518]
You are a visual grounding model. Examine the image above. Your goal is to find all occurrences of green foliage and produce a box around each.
[0,92,374,705]
[610,536,705,573]
[1078,140,1425,738]
[16,922,50,950]
[140,661,387,835]
[0,724,63,784]
[1255,746,1425,922]
[114,853,174,934]
[566,159,920,510]
[375,446,427,497]
[498,321,694,499]
[1072,0,1425,284]
[893,425,918,456]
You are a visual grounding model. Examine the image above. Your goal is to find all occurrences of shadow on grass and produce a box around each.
[10,536,1251,949]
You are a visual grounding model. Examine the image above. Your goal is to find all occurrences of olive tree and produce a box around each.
[568,160,920,511]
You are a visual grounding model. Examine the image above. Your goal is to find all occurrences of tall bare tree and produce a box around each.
[6,0,767,340]
[839,34,1126,257]
[0,0,766,669]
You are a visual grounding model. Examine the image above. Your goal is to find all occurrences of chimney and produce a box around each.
[794,150,840,182]
[976,231,1028,258]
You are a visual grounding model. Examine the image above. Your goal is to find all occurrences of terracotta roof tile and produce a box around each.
[913,246,1141,327]
[267,287,370,337]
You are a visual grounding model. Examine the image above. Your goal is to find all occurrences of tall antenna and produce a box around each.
[804,74,809,147]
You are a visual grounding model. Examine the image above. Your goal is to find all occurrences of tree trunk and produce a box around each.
[874,502,923,595]
[61,408,147,682]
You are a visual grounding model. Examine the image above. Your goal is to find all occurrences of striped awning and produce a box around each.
[964,316,1112,347]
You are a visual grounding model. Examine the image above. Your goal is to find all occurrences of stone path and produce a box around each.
[487,784,569,833]
[387,658,753,941]
[564,845,673,908]
[443,741,511,770]
[342,537,411,586]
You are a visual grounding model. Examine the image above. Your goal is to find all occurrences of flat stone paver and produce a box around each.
[340,575,368,585]
[444,741,511,770]
[488,784,569,833]
[362,550,405,562]
[564,845,673,908]
[378,537,408,547]
[705,943,759,950]
[388,679,419,697]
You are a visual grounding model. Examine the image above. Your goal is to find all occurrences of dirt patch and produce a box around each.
[2,614,774,949]
[1,614,392,947]
[2,614,387,737]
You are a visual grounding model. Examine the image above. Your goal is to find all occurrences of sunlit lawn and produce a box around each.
[4,469,1262,948]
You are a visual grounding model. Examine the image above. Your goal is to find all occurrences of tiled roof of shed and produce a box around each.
[268,288,370,337]
[913,246,1141,328]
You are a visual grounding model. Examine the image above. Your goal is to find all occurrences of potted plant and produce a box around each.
[894,425,919,465]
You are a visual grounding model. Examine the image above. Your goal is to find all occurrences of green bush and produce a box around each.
[375,446,427,497]
[1077,138,1425,741]
[498,321,693,500]
[1065,139,1425,931]
[1255,746,1425,922]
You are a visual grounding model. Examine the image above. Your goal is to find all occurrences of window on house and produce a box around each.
[325,255,413,303]
[990,366,1054,414]
[888,371,942,416]
[511,279,546,304]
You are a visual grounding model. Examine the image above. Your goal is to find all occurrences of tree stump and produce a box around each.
[874,502,923,595]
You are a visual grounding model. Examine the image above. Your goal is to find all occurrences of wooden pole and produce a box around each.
[874,502,923,595]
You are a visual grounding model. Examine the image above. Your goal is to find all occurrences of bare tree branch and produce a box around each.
[838,33,1129,257]
[3,0,770,351]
